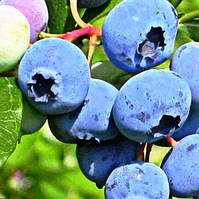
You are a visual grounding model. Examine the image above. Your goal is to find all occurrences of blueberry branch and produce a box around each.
[39,26,102,42]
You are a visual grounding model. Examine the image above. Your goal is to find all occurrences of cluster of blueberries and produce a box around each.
[1,0,199,198]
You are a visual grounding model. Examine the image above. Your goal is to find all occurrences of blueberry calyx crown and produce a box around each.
[135,26,166,67]
[151,115,180,137]
[27,67,61,103]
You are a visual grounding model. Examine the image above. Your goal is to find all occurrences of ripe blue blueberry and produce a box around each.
[21,96,47,136]
[48,79,118,142]
[76,136,139,188]
[102,0,178,72]
[113,69,192,143]
[105,162,170,199]
[162,134,199,197]
[18,38,90,115]
[48,108,80,144]
[171,42,199,107]
[70,78,119,142]
[78,0,109,8]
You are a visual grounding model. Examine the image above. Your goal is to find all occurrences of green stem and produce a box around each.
[179,10,199,24]
[70,0,90,27]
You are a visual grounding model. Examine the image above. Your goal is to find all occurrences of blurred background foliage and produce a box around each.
[0,0,199,198]
[0,125,104,199]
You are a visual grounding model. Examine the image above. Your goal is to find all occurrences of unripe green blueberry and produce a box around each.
[0,5,30,73]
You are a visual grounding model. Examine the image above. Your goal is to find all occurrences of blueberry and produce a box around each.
[77,0,109,8]
[76,136,139,188]
[0,5,30,73]
[18,38,90,115]
[171,42,199,107]
[0,0,49,43]
[20,96,47,136]
[102,0,178,72]
[48,78,118,142]
[162,134,199,197]
[48,108,80,144]
[105,162,169,199]
[113,69,192,143]
[70,78,119,142]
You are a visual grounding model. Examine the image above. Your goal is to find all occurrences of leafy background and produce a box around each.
[0,0,199,198]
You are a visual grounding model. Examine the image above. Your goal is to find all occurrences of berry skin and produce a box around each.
[76,136,140,188]
[21,97,47,136]
[70,78,119,142]
[102,0,178,72]
[162,134,199,197]
[113,69,192,143]
[48,78,118,143]
[105,162,170,199]
[48,108,80,144]
[0,0,48,43]
[171,42,199,107]
[0,5,30,73]
[18,38,90,115]
[77,0,109,8]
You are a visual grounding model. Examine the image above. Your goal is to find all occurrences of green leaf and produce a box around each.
[177,0,199,13]
[179,20,199,41]
[45,0,75,33]
[168,0,182,8]
[91,61,132,89]
[82,0,123,25]
[92,45,109,64]
[0,77,23,167]
[154,59,170,70]
[179,10,199,23]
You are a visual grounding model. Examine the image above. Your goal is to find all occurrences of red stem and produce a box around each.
[62,26,102,41]
[42,26,102,42]
[137,143,146,161]
[166,136,179,147]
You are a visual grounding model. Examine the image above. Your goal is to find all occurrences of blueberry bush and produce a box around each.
[0,0,199,198]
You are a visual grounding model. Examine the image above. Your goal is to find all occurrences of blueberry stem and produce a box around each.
[88,35,98,65]
[39,26,102,41]
[137,143,146,161]
[166,136,179,147]
[39,0,102,65]
[2,69,18,77]
[145,143,153,162]
[70,0,89,28]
